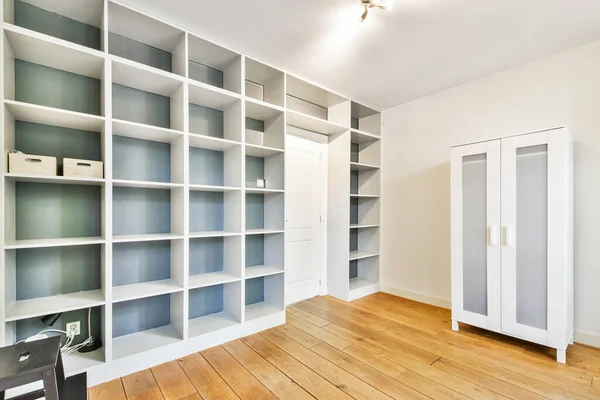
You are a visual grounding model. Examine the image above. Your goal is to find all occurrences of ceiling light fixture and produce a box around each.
[360,0,393,22]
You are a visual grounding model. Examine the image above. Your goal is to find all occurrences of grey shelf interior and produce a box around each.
[112,294,172,337]
[245,276,265,306]
[113,240,172,286]
[113,187,172,236]
[189,147,224,186]
[245,154,284,190]
[190,103,224,139]
[113,136,172,183]
[189,236,240,277]
[245,233,283,268]
[112,84,171,129]
[190,191,224,232]
[351,101,381,136]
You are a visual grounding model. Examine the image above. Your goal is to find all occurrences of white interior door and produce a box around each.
[451,140,502,332]
[285,133,326,304]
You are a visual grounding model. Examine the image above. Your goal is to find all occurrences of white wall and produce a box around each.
[381,38,600,346]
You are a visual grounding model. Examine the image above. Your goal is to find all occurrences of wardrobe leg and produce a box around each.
[557,349,566,364]
[451,320,459,331]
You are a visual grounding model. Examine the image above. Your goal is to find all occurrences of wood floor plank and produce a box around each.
[151,361,197,400]
[242,334,352,400]
[121,370,161,399]
[178,353,239,400]
[276,323,322,348]
[201,345,278,400]
[128,388,165,400]
[287,306,330,327]
[223,339,314,400]
[286,313,352,350]
[260,328,393,400]
[88,379,127,400]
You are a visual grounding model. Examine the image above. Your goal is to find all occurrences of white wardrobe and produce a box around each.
[450,127,573,363]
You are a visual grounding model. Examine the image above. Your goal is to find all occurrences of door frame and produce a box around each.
[285,127,329,299]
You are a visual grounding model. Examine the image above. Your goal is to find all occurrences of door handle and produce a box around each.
[488,227,497,246]
[503,226,512,247]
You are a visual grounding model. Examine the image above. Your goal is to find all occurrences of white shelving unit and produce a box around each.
[0,0,382,388]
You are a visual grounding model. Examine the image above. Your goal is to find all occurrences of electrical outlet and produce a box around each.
[66,321,80,336]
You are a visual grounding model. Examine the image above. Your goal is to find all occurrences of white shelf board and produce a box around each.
[5,237,105,250]
[113,280,183,303]
[350,194,380,199]
[5,24,104,79]
[189,134,241,152]
[64,349,105,376]
[351,129,380,144]
[5,100,105,132]
[349,277,378,292]
[189,81,241,110]
[189,231,241,239]
[112,179,183,189]
[112,233,184,243]
[189,272,241,289]
[245,144,284,158]
[286,75,347,108]
[113,119,183,143]
[112,325,181,360]
[245,188,284,194]
[189,184,241,192]
[245,98,284,121]
[349,224,380,230]
[286,110,348,136]
[245,229,284,236]
[5,173,105,186]
[350,162,380,171]
[246,58,283,86]
[349,251,379,261]
[112,57,184,97]
[245,302,282,321]
[245,265,284,279]
[189,312,239,337]
[5,290,105,322]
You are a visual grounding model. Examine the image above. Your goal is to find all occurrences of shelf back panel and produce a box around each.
[16,121,101,170]
[189,191,224,232]
[109,33,172,73]
[16,60,101,115]
[113,136,171,183]
[189,237,224,275]
[16,182,101,240]
[16,244,101,300]
[245,194,265,230]
[189,103,224,138]
[14,0,101,50]
[245,156,264,188]
[113,84,170,129]
[113,187,171,235]
[189,61,223,89]
[113,294,171,338]
[349,260,358,279]
[113,241,171,286]
[245,277,264,306]
[189,147,224,186]
[189,284,223,319]
[245,234,265,268]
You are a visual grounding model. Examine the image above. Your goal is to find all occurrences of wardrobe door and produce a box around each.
[451,140,501,332]
[501,129,571,346]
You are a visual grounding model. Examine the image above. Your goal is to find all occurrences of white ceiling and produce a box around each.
[121,0,600,110]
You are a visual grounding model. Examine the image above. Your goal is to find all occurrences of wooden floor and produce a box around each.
[89,293,600,399]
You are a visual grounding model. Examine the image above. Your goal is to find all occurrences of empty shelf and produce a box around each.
[113,119,183,143]
[350,162,380,171]
[245,265,284,279]
[349,251,379,261]
[5,173,105,186]
[350,194,380,198]
[349,224,380,230]
[245,144,284,158]
[189,231,241,239]
[112,325,181,360]
[189,81,241,110]
[286,110,348,136]
[5,237,105,250]
[63,349,104,375]
[5,100,105,132]
[189,184,241,192]
[112,179,183,189]
[189,272,241,289]
[245,229,284,235]
[349,277,378,292]
[245,98,284,121]
[112,233,184,243]
[113,280,182,303]
[245,188,284,194]
[189,134,241,152]
[5,290,105,321]
[189,312,239,337]
[112,58,184,97]
[245,302,282,321]
[351,129,380,143]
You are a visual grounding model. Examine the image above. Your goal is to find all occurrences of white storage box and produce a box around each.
[9,153,57,176]
[63,158,104,179]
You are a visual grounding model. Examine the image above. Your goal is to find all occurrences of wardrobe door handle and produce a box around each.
[488,227,497,246]
[503,226,513,246]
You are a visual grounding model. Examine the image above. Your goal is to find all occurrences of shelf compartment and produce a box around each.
[350,197,380,227]
[112,293,183,359]
[113,133,184,185]
[190,190,241,234]
[245,274,284,321]
[286,110,348,136]
[245,100,284,150]
[245,233,284,278]
[189,134,241,152]
[6,0,104,50]
[349,251,379,261]
[350,168,380,196]
[190,235,241,288]
[350,226,379,258]
[245,192,284,231]
[5,173,104,186]
[351,101,381,137]
[5,289,104,322]
[349,257,379,294]
[188,281,241,337]
[351,139,380,167]
[4,236,104,250]
[351,129,380,144]
[190,142,242,188]
[108,2,185,75]
[113,239,184,303]
[9,182,101,242]
[350,162,380,171]
[112,233,184,243]
[8,306,105,370]
[113,119,183,144]
[245,58,285,108]
[245,144,284,158]
[112,60,185,131]
[113,186,184,236]
[245,153,284,191]
[190,184,241,193]
[6,37,103,116]
[188,33,242,94]
[350,223,380,229]
[189,86,242,143]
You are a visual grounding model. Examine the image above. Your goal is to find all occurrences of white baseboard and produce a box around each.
[380,286,451,309]
[380,286,600,349]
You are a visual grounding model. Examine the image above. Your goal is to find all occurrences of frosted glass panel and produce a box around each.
[462,154,487,316]
[516,145,548,330]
